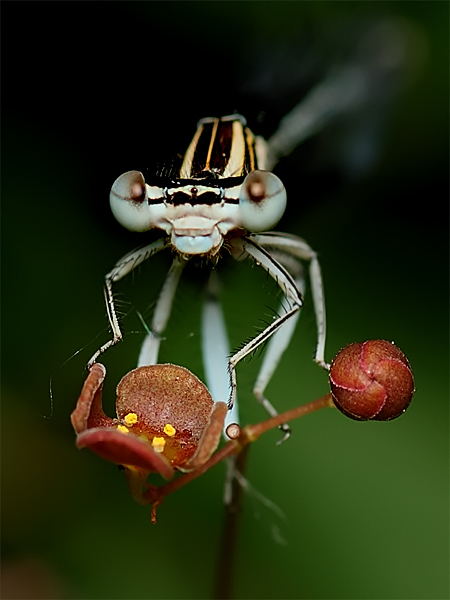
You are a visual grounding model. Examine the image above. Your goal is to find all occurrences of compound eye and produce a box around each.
[110,171,151,232]
[239,170,287,232]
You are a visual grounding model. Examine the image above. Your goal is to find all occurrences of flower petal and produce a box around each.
[75,428,174,480]
[116,364,215,441]
[71,363,114,434]
[184,401,228,471]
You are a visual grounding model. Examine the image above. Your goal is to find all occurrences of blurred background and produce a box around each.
[2,2,448,599]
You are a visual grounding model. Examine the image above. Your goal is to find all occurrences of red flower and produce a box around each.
[71,363,228,504]
[329,340,414,421]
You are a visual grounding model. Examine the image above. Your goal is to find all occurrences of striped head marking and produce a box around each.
[110,115,287,256]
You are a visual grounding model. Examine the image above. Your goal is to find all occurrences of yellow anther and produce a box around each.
[117,425,129,434]
[152,437,166,453]
[124,412,138,426]
[164,424,176,437]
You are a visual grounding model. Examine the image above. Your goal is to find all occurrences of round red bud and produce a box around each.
[329,340,414,421]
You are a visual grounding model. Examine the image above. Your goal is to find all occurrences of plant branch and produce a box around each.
[246,393,334,439]
[215,446,250,599]
[147,392,333,521]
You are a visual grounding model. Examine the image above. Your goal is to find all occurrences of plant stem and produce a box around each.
[214,445,250,599]
[150,439,241,503]
[148,393,333,518]
[246,393,334,439]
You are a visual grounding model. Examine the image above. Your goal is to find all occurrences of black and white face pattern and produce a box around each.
[110,115,287,257]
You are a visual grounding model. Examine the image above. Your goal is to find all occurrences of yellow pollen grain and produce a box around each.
[152,437,166,453]
[117,425,129,434]
[124,412,138,426]
[164,424,176,437]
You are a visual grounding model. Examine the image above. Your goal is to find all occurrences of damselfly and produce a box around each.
[88,32,408,437]
[87,112,328,440]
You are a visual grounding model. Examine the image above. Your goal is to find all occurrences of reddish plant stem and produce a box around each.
[148,393,333,516]
[246,393,334,439]
[149,439,241,504]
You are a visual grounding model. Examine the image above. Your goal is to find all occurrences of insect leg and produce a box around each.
[251,232,328,370]
[87,238,169,368]
[138,256,185,366]
[229,237,303,438]
[250,251,305,443]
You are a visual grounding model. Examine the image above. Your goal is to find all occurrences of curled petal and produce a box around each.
[184,401,228,471]
[70,363,113,433]
[76,428,174,480]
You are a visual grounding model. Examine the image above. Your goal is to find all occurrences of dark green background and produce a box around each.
[2,2,448,599]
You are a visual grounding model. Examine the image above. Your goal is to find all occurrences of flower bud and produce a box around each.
[329,340,414,421]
